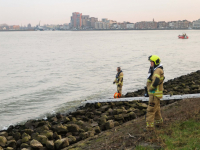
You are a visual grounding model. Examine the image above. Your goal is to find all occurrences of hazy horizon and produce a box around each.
[1,0,200,26]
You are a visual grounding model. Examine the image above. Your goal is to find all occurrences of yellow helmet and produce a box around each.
[148,55,161,65]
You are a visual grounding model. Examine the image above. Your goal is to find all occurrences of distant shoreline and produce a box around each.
[0,29,200,32]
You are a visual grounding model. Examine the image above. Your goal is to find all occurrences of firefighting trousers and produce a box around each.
[146,95,163,128]
[117,85,122,95]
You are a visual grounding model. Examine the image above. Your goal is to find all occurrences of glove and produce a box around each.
[113,82,115,84]
[150,89,156,93]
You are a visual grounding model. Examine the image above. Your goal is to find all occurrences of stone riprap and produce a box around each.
[0,70,200,150]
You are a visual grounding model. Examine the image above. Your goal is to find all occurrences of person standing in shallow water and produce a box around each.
[145,55,164,131]
[113,67,123,97]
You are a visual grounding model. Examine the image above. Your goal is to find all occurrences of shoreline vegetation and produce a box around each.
[1,70,200,150]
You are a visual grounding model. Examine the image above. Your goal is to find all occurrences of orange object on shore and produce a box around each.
[114,92,121,98]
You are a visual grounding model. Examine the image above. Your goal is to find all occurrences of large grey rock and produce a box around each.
[67,124,80,132]
[21,133,31,143]
[0,136,7,147]
[30,139,43,148]
[46,140,54,150]
[6,140,16,148]
[36,135,48,145]
[0,132,8,137]
[105,120,114,129]
[13,132,21,141]
[54,138,69,149]
[52,124,68,133]
[40,130,53,140]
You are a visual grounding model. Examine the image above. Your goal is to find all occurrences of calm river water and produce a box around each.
[0,30,200,129]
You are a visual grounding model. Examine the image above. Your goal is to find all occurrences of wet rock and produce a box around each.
[95,102,101,108]
[6,136,14,141]
[36,135,48,145]
[31,132,39,140]
[0,132,8,137]
[71,117,77,122]
[6,140,16,148]
[21,133,31,143]
[114,121,119,127]
[79,132,88,140]
[85,112,94,118]
[16,139,22,147]
[115,102,124,106]
[68,135,76,144]
[56,113,63,119]
[129,112,137,119]
[0,146,3,150]
[127,108,135,113]
[94,111,102,115]
[94,126,101,134]
[36,125,49,133]
[136,103,148,109]
[40,130,53,140]
[53,132,61,140]
[105,120,114,129]
[100,105,110,112]
[7,125,14,133]
[63,117,70,123]
[21,148,31,150]
[13,132,21,141]
[114,114,124,121]
[91,121,98,127]
[24,120,36,129]
[5,147,13,150]
[35,121,51,128]
[99,117,107,125]
[52,124,68,133]
[54,138,69,149]
[113,109,126,115]
[0,136,7,147]
[88,131,95,137]
[107,108,113,115]
[30,139,43,149]
[20,143,29,149]
[24,129,34,135]
[50,117,58,122]
[46,140,54,150]
[67,124,80,132]
[191,85,199,90]
[76,120,84,126]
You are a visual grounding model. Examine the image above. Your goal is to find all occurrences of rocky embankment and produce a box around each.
[125,70,200,97]
[0,70,200,150]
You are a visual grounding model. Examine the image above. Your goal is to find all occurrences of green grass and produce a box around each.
[159,119,200,150]
[135,145,154,150]
[135,119,200,150]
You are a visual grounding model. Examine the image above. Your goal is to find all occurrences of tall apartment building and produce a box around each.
[71,12,82,29]
[90,17,98,28]
[82,15,90,28]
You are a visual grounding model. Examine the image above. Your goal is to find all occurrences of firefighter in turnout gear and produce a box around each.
[113,67,123,97]
[146,55,164,131]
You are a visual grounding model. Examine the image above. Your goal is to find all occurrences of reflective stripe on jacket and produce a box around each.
[146,68,164,98]
[114,72,123,86]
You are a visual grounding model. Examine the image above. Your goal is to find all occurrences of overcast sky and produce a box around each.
[1,0,200,26]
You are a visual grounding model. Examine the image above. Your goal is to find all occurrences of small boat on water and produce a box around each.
[178,33,189,39]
